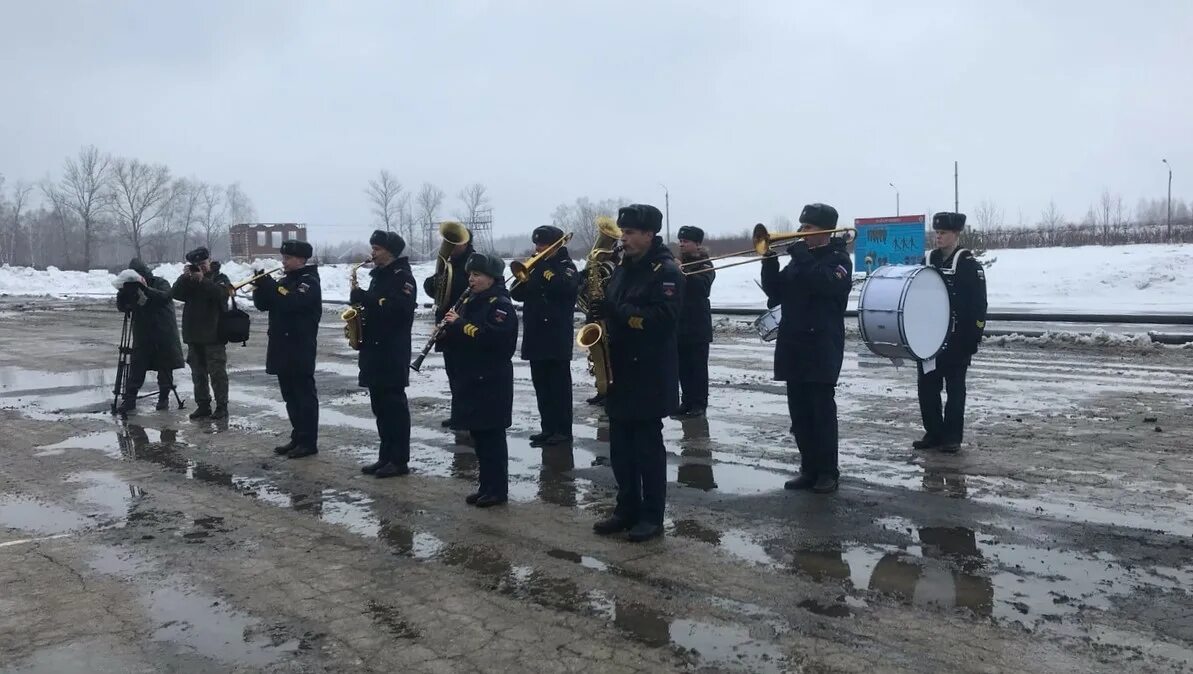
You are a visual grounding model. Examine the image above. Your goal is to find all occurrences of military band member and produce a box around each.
[761,203,852,494]
[440,253,519,507]
[354,230,418,478]
[424,230,476,429]
[252,240,322,459]
[510,225,580,446]
[172,246,232,419]
[115,258,185,413]
[590,204,683,542]
[674,225,715,419]
[915,212,988,453]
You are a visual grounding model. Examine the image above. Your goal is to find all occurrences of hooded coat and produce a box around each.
[118,259,185,373]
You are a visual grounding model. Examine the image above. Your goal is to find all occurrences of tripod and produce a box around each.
[111,310,184,415]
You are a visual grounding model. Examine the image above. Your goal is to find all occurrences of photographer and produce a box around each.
[172,247,232,420]
[116,258,184,413]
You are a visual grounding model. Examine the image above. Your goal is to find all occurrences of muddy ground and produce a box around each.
[1,297,1191,673]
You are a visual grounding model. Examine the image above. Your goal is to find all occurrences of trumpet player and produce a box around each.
[760,203,852,494]
[440,253,519,507]
[252,239,322,459]
[589,204,683,543]
[353,230,419,478]
[510,225,580,446]
[674,226,715,419]
[423,226,475,430]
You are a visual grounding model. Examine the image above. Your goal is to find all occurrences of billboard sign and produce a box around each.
[853,215,926,272]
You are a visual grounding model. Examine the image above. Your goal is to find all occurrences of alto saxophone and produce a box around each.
[575,216,623,396]
[342,260,368,350]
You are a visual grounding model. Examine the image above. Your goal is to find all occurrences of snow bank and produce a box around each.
[1,243,1191,313]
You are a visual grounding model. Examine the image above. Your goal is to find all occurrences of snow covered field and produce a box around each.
[1,244,1191,313]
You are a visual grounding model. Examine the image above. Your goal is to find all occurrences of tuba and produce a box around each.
[432,221,471,310]
[342,260,369,350]
[575,216,623,395]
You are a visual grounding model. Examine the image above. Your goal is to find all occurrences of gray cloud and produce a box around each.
[2,0,1190,243]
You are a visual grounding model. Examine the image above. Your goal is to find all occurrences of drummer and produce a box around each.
[760,203,853,494]
[915,212,988,453]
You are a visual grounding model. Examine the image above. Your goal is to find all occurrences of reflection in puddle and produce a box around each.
[85,547,301,666]
[67,471,145,523]
[0,496,92,535]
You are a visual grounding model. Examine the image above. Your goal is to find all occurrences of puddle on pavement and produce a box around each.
[0,496,93,535]
[66,471,145,523]
[84,546,302,666]
[0,367,110,392]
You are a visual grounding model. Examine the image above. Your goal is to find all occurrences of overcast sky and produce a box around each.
[2,1,1191,244]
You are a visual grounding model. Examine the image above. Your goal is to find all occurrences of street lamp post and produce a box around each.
[659,183,671,244]
[889,182,900,216]
[1162,159,1172,240]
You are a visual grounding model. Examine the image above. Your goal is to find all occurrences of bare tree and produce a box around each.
[108,157,172,260]
[366,170,402,232]
[168,178,202,258]
[457,183,489,223]
[198,183,226,252]
[1039,200,1064,228]
[59,145,112,269]
[40,181,75,268]
[416,183,446,252]
[225,182,256,225]
[771,215,793,233]
[2,180,34,266]
[551,196,622,255]
[972,199,1004,230]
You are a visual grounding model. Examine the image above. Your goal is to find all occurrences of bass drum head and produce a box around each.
[901,267,951,360]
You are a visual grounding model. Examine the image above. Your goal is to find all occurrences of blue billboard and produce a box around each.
[853,215,926,273]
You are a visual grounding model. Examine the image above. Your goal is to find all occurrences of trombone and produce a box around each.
[680,224,856,276]
[229,266,283,293]
[509,231,573,288]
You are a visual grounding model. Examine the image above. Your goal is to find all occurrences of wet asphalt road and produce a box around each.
[1,298,1192,673]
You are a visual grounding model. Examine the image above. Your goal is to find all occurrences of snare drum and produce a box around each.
[857,265,951,361]
[753,306,781,342]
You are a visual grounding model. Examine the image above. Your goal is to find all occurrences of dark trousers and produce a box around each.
[609,418,666,525]
[917,358,970,444]
[126,360,173,394]
[186,343,228,406]
[443,348,459,421]
[277,372,319,448]
[471,428,508,498]
[530,359,573,436]
[369,385,410,466]
[786,382,839,480]
[677,340,711,409]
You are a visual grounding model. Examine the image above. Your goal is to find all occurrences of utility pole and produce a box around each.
[1163,159,1172,240]
[889,182,900,216]
[954,161,959,213]
[659,183,671,244]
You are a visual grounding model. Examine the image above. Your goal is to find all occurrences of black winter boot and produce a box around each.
[155,387,171,411]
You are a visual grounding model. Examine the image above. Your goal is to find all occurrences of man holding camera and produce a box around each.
[116,258,185,414]
[172,247,233,420]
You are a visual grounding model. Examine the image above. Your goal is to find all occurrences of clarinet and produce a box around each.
[410,289,472,372]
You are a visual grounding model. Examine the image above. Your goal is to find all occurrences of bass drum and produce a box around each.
[857,265,951,361]
[753,306,781,342]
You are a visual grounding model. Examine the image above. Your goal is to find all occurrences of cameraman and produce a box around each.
[116,258,184,413]
[172,247,232,419]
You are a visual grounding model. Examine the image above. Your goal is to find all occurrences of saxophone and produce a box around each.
[342,260,368,350]
[575,216,623,395]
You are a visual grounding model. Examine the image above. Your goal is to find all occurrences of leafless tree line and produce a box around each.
[0,145,257,270]
[364,171,493,259]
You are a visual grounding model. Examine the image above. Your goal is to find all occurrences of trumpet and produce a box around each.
[229,266,283,293]
[509,231,573,288]
[680,224,856,276]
